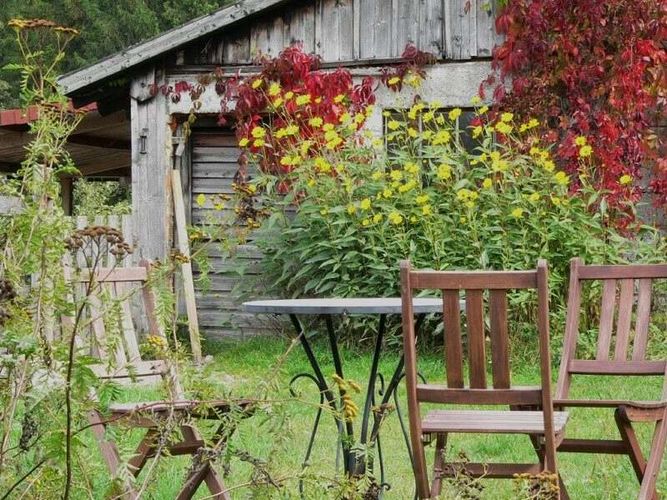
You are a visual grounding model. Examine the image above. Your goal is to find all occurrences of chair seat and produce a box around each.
[422,410,569,435]
[109,399,253,419]
[554,399,666,409]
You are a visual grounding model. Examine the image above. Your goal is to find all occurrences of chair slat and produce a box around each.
[579,264,667,280]
[466,290,486,389]
[116,282,141,362]
[568,359,666,376]
[632,279,652,361]
[614,279,634,361]
[104,282,129,367]
[411,271,536,290]
[596,280,617,360]
[88,289,109,360]
[489,290,510,389]
[443,291,464,388]
[416,385,542,405]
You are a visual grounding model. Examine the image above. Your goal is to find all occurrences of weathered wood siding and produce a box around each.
[177,0,501,66]
[190,130,273,339]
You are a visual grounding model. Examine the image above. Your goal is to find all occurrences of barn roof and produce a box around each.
[58,0,292,96]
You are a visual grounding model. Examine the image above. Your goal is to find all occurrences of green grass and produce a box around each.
[100,336,665,499]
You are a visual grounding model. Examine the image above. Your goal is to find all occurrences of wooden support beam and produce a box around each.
[68,134,130,150]
[130,66,172,261]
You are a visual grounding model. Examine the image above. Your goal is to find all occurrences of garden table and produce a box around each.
[243,297,441,494]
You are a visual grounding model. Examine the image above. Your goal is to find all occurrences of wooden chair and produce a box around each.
[64,262,251,500]
[400,260,568,499]
[555,258,667,500]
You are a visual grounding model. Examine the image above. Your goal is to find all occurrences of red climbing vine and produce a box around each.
[486,0,667,225]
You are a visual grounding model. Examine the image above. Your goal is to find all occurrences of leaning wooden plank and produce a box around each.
[171,169,202,365]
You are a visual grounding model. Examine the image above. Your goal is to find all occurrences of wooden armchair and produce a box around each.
[64,262,252,500]
[400,260,568,499]
[555,258,666,500]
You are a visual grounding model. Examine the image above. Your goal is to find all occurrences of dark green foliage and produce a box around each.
[0,0,233,107]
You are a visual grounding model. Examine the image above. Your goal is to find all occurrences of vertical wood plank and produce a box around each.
[445,0,475,60]
[443,290,464,388]
[489,289,510,389]
[319,0,354,61]
[420,0,445,57]
[359,0,392,58]
[632,279,652,361]
[107,214,119,268]
[121,214,134,267]
[222,28,251,64]
[393,0,420,55]
[614,279,635,361]
[466,289,486,388]
[555,257,582,400]
[116,281,140,362]
[476,0,499,57]
[596,279,617,360]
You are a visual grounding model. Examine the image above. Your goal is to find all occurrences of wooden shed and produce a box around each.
[58,0,502,339]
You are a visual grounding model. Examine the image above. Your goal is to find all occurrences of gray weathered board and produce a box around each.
[244,297,444,315]
[190,130,273,339]
[175,0,502,67]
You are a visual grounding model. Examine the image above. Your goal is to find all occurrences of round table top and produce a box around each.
[242,297,442,315]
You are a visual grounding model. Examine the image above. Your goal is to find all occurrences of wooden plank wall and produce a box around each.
[178,0,502,66]
[190,130,276,339]
[69,214,135,268]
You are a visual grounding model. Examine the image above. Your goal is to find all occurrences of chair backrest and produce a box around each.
[555,258,667,402]
[401,260,554,410]
[63,262,179,391]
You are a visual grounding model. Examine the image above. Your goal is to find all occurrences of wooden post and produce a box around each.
[171,169,202,364]
[130,66,172,261]
[60,176,74,215]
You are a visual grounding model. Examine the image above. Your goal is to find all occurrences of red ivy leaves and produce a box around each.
[488,0,666,226]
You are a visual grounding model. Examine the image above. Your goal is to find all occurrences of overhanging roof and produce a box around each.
[58,0,292,96]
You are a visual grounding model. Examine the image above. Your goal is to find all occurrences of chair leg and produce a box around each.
[88,411,139,499]
[127,428,158,477]
[638,413,666,500]
[430,433,447,498]
[615,408,649,484]
[176,424,230,500]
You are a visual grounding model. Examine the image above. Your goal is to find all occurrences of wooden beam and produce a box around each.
[68,134,131,150]
[131,66,172,261]
[58,0,292,95]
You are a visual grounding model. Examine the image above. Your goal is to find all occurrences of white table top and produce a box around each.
[243,297,442,315]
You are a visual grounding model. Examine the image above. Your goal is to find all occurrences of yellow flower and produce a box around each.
[284,91,294,100]
[482,178,493,189]
[492,159,509,172]
[432,130,451,145]
[415,194,430,205]
[238,137,249,147]
[314,157,331,173]
[529,192,540,203]
[460,216,467,223]
[554,171,569,186]
[398,180,417,193]
[448,108,462,120]
[371,171,383,181]
[579,145,593,158]
[574,136,587,147]
[360,198,372,210]
[300,140,312,157]
[407,127,418,138]
[339,112,352,124]
[390,170,403,181]
[511,207,524,218]
[383,188,393,199]
[320,208,329,215]
[326,137,343,149]
[470,95,482,105]
[495,122,513,135]
[362,219,370,227]
[543,160,555,172]
[528,118,539,128]
[272,97,284,108]
[404,162,420,175]
[322,123,335,132]
[296,94,311,106]
[423,111,435,123]
[387,120,401,131]
[437,164,452,180]
[382,110,391,117]
[251,78,263,89]
[410,216,418,223]
[478,105,489,115]
[253,138,265,147]
[405,72,423,88]
[501,112,514,123]
[308,117,323,128]
[551,197,561,206]
[285,124,300,135]
[324,130,339,142]
[388,211,404,225]
[472,126,483,138]
[354,113,365,124]
[619,174,632,185]
[347,204,357,215]
[456,188,473,201]
[372,213,383,223]
[530,146,541,156]
[334,94,345,103]
[268,82,281,96]
[422,205,433,216]
[307,179,316,187]
[251,126,266,138]
[388,76,401,85]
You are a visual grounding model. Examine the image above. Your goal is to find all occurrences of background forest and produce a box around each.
[0,0,233,108]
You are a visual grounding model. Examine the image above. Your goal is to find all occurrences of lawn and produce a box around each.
[107,334,666,499]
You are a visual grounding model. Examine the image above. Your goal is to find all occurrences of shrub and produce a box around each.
[234,88,664,343]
